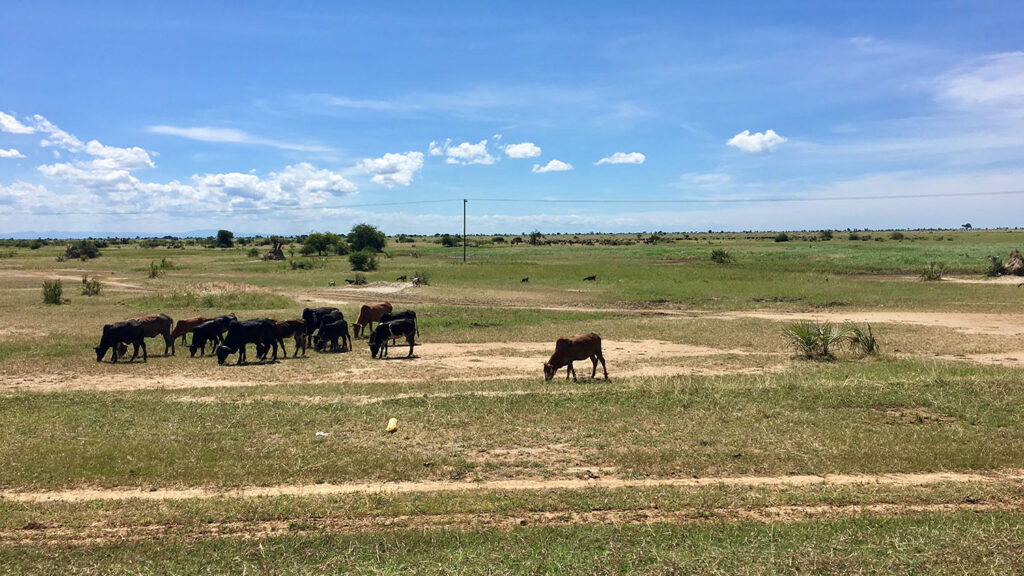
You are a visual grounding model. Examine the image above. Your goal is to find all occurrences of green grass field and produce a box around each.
[1,230,1023,573]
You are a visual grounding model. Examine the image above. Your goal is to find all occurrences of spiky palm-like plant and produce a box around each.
[784,322,821,358]
[847,324,878,356]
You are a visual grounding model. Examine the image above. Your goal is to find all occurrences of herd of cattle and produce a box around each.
[94,301,418,365]
[94,302,610,380]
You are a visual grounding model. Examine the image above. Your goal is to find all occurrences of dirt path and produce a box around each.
[4,501,1019,547]
[0,268,153,292]
[5,469,1021,504]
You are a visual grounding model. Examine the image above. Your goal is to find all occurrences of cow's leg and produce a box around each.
[599,354,608,379]
[566,362,574,381]
[140,340,147,363]
[278,337,287,358]
[407,333,414,358]
[591,355,599,378]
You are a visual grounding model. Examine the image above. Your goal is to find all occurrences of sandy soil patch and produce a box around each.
[330,281,415,295]
[936,351,1024,367]
[3,469,1021,504]
[711,310,1024,336]
[941,275,1024,285]
[0,268,152,292]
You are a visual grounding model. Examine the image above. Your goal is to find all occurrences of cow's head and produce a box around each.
[543,362,556,381]
[216,345,233,365]
[94,345,107,362]
[368,335,382,358]
[189,344,200,357]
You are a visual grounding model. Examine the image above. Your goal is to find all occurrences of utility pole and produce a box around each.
[463,199,467,262]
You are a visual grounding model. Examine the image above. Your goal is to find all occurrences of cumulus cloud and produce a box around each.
[428,140,445,156]
[0,148,25,158]
[148,125,332,152]
[0,112,35,134]
[940,52,1024,106]
[595,152,645,165]
[532,159,573,173]
[503,142,542,158]
[428,138,497,164]
[358,151,425,187]
[726,129,787,153]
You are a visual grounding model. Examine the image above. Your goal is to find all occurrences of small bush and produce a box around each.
[920,262,944,281]
[289,258,326,270]
[42,279,63,305]
[491,236,506,244]
[349,251,378,272]
[412,270,431,285]
[710,249,732,264]
[353,273,367,285]
[890,231,905,241]
[65,240,100,259]
[81,276,101,296]
[985,256,1004,277]
[440,234,459,248]
[783,321,851,359]
[819,230,833,241]
[847,324,878,356]
[158,257,176,270]
[55,254,66,262]
[848,232,860,240]
[148,261,162,278]
[774,233,789,242]
[247,247,261,258]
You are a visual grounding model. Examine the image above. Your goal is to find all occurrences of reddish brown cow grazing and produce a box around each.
[275,319,307,357]
[352,301,392,338]
[543,332,608,382]
[134,313,175,355]
[170,316,208,346]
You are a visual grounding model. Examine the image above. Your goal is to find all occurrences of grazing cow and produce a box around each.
[521,277,529,283]
[188,319,224,357]
[301,307,343,346]
[379,310,419,338]
[170,316,208,346]
[328,281,335,287]
[397,275,407,281]
[275,319,307,357]
[135,313,175,355]
[368,318,417,359]
[216,319,278,365]
[95,320,146,363]
[543,332,608,382]
[583,275,597,281]
[352,301,392,338]
[314,319,351,353]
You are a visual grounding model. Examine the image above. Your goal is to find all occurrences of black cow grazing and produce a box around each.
[583,275,597,281]
[314,319,351,352]
[379,310,419,338]
[95,320,146,363]
[521,277,529,283]
[216,319,278,365]
[368,318,417,359]
[275,319,307,357]
[188,319,224,357]
[211,313,238,332]
[301,307,342,346]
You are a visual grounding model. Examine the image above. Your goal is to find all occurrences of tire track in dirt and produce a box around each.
[4,501,1021,547]
[5,469,1022,504]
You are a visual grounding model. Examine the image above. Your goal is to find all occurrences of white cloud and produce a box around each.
[0,112,35,134]
[0,148,25,158]
[595,152,645,165]
[940,52,1024,106]
[428,140,445,156]
[727,129,787,153]
[677,172,731,190]
[504,142,542,158]
[358,151,424,187]
[32,115,84,152]
[532,159,573,173]
[148,125,332,152]
[442,139,495,165]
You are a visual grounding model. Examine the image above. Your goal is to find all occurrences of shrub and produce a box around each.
[55,254,66,262]
[890,231,905,241]
[710,249,732,264]
[396,234,415,243]
[985,256,1004,277]
[847,324,878,356]
[920,262,944,281]
[158,257,176,270]
[81,276,101,296]
[349,250,378,272]
[29,239,44,250]
[65,240,100,259]
[412,270,431,285]
[774,233,789,242]
[353,273,367,285]
[491,236,506,244]
[247,247,261,258]
[440,234,459,248]
[148,261,162,278]
[819,230,833,241]
[528,230,545,245]
[848,232,860,241]
[289,258,325,270]
[783,321,851,359]
[42,279,63,305]
[216,229,234,248]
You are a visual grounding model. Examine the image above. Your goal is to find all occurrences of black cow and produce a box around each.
[314,319,351,352]
[216,319,278,365]
[301,307,342,346]
[211,313,238,333]
[188,319,224,357]
[95,320,146,363]
[379,310,419,336]
[368,318,417,359]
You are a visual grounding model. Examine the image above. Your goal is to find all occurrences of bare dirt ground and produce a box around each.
[4,501,1020,547]
[0,339,784,393]
[0,268,152,292]
[4,468,1021,504]
[710,310,1024,336]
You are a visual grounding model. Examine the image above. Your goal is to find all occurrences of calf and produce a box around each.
[368,318,416,359]
[170,316,208,346]
[301,307,343,346]
[95,320,146,363]
[543,332,608,382]
[216,319,278,365]
[275,319,307,357]
[352,301,392,338]
[314,319,351,353]
[135,313,175,355]
[188,319,224,357]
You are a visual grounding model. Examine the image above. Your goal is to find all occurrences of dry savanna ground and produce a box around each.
[2,231,1024,574]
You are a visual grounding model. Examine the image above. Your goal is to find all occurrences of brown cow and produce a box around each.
[543,332,608,382]
[352,301,392,338]
[134,313,175,355]
[170,316,208,346]
[275,319,307,357]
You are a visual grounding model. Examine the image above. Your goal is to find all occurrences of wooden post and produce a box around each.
[463,199,467,262]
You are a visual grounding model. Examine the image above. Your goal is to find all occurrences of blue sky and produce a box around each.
[2,1,1024,235]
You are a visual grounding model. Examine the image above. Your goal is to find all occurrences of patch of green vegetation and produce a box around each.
[132,289,295,310]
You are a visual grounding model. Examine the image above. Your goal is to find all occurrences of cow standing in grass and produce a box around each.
[95,320,147,363]
[216,319,278,365]
[170,316,208,347]
[368,318,416,358]
[301,307,343,347]
[543,332,608,382]
[188,319,224,357]
[134,313,175,355]
[352,301,392,338]
[314,319,351,353]
[275,319,307,357]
